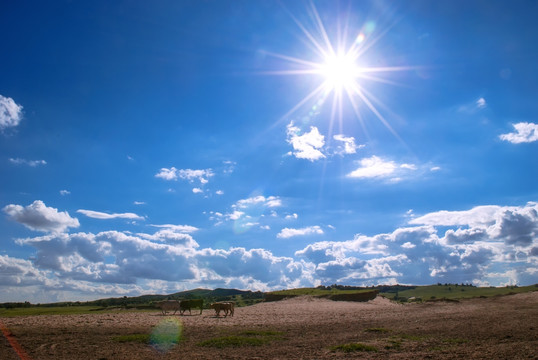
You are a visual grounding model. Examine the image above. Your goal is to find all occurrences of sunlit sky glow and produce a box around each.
[1,0,537,303]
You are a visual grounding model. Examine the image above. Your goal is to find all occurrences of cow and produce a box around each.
[155,300,181,315]
[179,299,203,315]
[210,302,235,317]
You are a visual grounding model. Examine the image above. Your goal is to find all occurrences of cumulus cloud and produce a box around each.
[235,195,282,209]
[9,227,312,298]
[9,158,47,167]
[294,202,538,286]
[60,190,71,196]
[212,195,283,232]
[3,201,537,301]
[499,122,538,143]
[0,95,23,130]
[150,224,198,233]
[277,226,324,238]
[286,122,325,161]
[216,190,224,195]
[178,168,214,183]
[76,209,145,221]
[333,134,362,155]
[155,167,179,180]
[3,200,80,233]
[192,188,203,194]
[347,156,397,178]
[410,205,500,227]
[155,167,214,186]
[411,203,538,247]
[0,255,47,287]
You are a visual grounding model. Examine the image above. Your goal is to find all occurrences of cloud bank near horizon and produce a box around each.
[2,200,536,302]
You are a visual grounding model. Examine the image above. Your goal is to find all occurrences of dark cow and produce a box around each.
[179,299,203,315]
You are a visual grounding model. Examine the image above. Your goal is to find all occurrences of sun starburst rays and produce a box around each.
[264,4,417,144]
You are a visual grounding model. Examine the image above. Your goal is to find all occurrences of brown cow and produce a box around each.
[155,300,181,315]
[210,302,235,317]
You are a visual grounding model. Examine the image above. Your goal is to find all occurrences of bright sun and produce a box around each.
[263,3,417,139]
[319,52,361,92]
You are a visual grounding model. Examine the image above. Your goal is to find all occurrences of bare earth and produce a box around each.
[1,292,537,359]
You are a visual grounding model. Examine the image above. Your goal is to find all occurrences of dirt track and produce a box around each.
[1,292,537,359]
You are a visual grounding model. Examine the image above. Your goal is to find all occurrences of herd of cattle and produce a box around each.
[154,299,235,317]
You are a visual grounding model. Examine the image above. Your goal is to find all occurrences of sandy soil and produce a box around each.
[1,292,537,359]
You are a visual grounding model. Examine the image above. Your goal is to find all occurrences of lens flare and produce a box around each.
[150,317,183,352]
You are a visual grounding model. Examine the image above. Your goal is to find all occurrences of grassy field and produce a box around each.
[381,284,538,301]
[1,284,536,316]
[0,306,151,317]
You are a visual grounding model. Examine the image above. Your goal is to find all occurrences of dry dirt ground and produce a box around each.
[1,292,537,359]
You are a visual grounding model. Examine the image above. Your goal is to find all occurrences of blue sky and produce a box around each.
[1,0,537,303]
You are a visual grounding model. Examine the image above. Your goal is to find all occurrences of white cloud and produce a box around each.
[192,188,203,194]
[178,169,214,183]
[150,224,198,233]
[3,200,79,233]
[214,195,283,232]
[155,167,214,185]
[222,160,236,174]
[294,202,538,286]
[499,122,538,144]
[60,190,71,196]
[409,205,500,227]
[216,190,224,195]
[457,97,488,113]
[347,156,396,178]
[235,195,282,209]
[76,209,145,221]
[285,213,298,220]
[400,163,417,170]
[8,228,312,300]
[9,158,47,167]
[0,95,23,130]
[3,201,537,302]
[228,210,245,220]
[277,226,324,239]
[134,201,145,205]
[333,134,362,155]
[155,167,178,180]
[286,122,325,161]
[430,166,441,172]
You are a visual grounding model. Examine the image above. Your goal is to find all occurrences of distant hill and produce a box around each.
[1,284,536,310]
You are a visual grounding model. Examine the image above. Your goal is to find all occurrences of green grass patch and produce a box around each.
[112,334,150,343]
[443,338,468,344]
[330,343,378,353]
[365,327,391,333]
[197,336,266,348]
[399,334,426,341]
[385,339,402,350]
[239,330,283,337]
[198,330,284,348]
[0,306,107,317]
